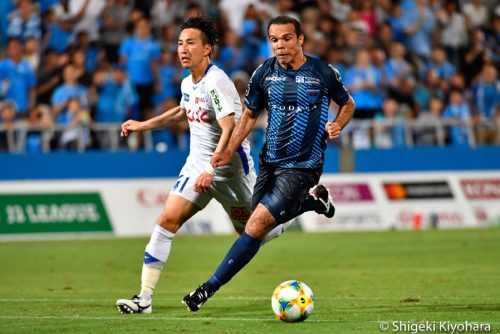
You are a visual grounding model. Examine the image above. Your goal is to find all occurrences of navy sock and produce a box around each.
[207,232,261,292]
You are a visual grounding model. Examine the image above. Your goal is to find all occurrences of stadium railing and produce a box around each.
[0,118,499,153]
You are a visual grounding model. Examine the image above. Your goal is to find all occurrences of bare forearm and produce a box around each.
[333,96,355,129]
[227,108,258,155]
[141,106,183,130]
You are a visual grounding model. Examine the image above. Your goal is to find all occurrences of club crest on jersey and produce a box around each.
[209,89,223,113]
[296,76,305,83]
[183,93,190,102]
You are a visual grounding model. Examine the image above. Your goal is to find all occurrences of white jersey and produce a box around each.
[180,64,253,181]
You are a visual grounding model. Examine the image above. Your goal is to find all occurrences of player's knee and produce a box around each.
[156,212,182,233]
[245,206,276,239]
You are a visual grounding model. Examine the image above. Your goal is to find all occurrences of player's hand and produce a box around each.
[121,120,142,137]
[326,122,342,141]
[194,171,214,193]
[211,151,232,168]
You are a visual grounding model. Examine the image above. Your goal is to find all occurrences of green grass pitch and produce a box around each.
[1,229,499,333]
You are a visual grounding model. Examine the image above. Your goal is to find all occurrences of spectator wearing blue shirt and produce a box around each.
[442,90,472,146]
[119,18,161,120]
[403,0,435,67]
[94,66,137,123]
[344,49,384,119]
[155,50,181,111]
[384,42,413,89]
[0,38,36,116]
[472,64,500,145]
[421,47,455,81]
[215,30,243,76]
[51,64,89,126]
[0,0,16,48]
[44,12,73,54]
[7,0,41,42]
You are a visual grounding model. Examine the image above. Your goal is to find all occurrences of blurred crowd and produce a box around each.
[0,0,499,153]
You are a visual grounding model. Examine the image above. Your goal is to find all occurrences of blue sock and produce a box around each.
[207,232,261,291]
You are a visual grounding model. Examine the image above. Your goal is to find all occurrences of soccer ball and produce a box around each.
[271,280,314,322]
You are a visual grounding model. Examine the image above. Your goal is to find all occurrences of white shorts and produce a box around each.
[170,162,256,230]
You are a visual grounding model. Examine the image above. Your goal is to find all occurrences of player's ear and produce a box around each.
[298,34,304,47]
[204,44,212,57]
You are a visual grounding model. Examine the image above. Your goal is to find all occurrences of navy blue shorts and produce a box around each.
[251,159,321,224]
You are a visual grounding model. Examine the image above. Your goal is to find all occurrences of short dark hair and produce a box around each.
[180,16,219,48]
[267,16,303,37]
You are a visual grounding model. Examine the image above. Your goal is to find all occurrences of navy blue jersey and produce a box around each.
[245,56,350,169]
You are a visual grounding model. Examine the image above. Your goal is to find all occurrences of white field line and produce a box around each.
[0,315,498,325]
[0,295,498,303]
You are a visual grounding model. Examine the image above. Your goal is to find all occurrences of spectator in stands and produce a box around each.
[472,63,500,145]
[51,64,89,125]
[155,50,182,112]
[484,8,500,64]
[23,37,39,72]
[463,29,486,87]
[421,47,455,81]
[436,0,468,68]
[344,49,384,119]
[150,0,182,31]
[0,38,36,117]
[73,31,100,73]
[216,30,243,76]
[6,0,41,42]
[403,0,435,70]
[0,101,19,152]
[415,95,444,146]
[442,89,472,146]
[22,104,54,153]
[0,0,16,49]
[59,97,91,150]
[68,0,106,42]
[385,42,413,90]
[462,0,488,30]
[93,65,137,123]
[100,0,131,64]
[43,8,74,54]
[36,48,66,106]
[71,47,93,88]
[374,98,405,148]
[119,18,161,121]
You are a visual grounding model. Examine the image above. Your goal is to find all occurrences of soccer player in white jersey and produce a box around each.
[116,15,298,314]
[115,16,257,314]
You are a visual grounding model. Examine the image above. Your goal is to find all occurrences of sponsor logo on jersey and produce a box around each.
[195,97,206,104]
[186,107,210,123]
[209,89,223,113]
[296,76,321,84]
[265,76,286,81]
[183,93,190,102]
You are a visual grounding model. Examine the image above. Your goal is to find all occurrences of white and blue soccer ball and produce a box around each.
[271,280,314,322]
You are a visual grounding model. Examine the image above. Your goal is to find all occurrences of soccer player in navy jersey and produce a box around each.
[182,15,356,311]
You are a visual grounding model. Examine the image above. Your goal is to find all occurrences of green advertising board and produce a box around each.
[0,193,113,234]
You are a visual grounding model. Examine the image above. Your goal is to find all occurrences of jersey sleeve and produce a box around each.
[179,79,187,110]
[244,64,265,113]
[325,64,350,106]
[206,75,239,121]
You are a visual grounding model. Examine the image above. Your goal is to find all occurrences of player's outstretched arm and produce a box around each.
[121,106,185,137]
[211,107,258,167]
[326,96,355,141]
